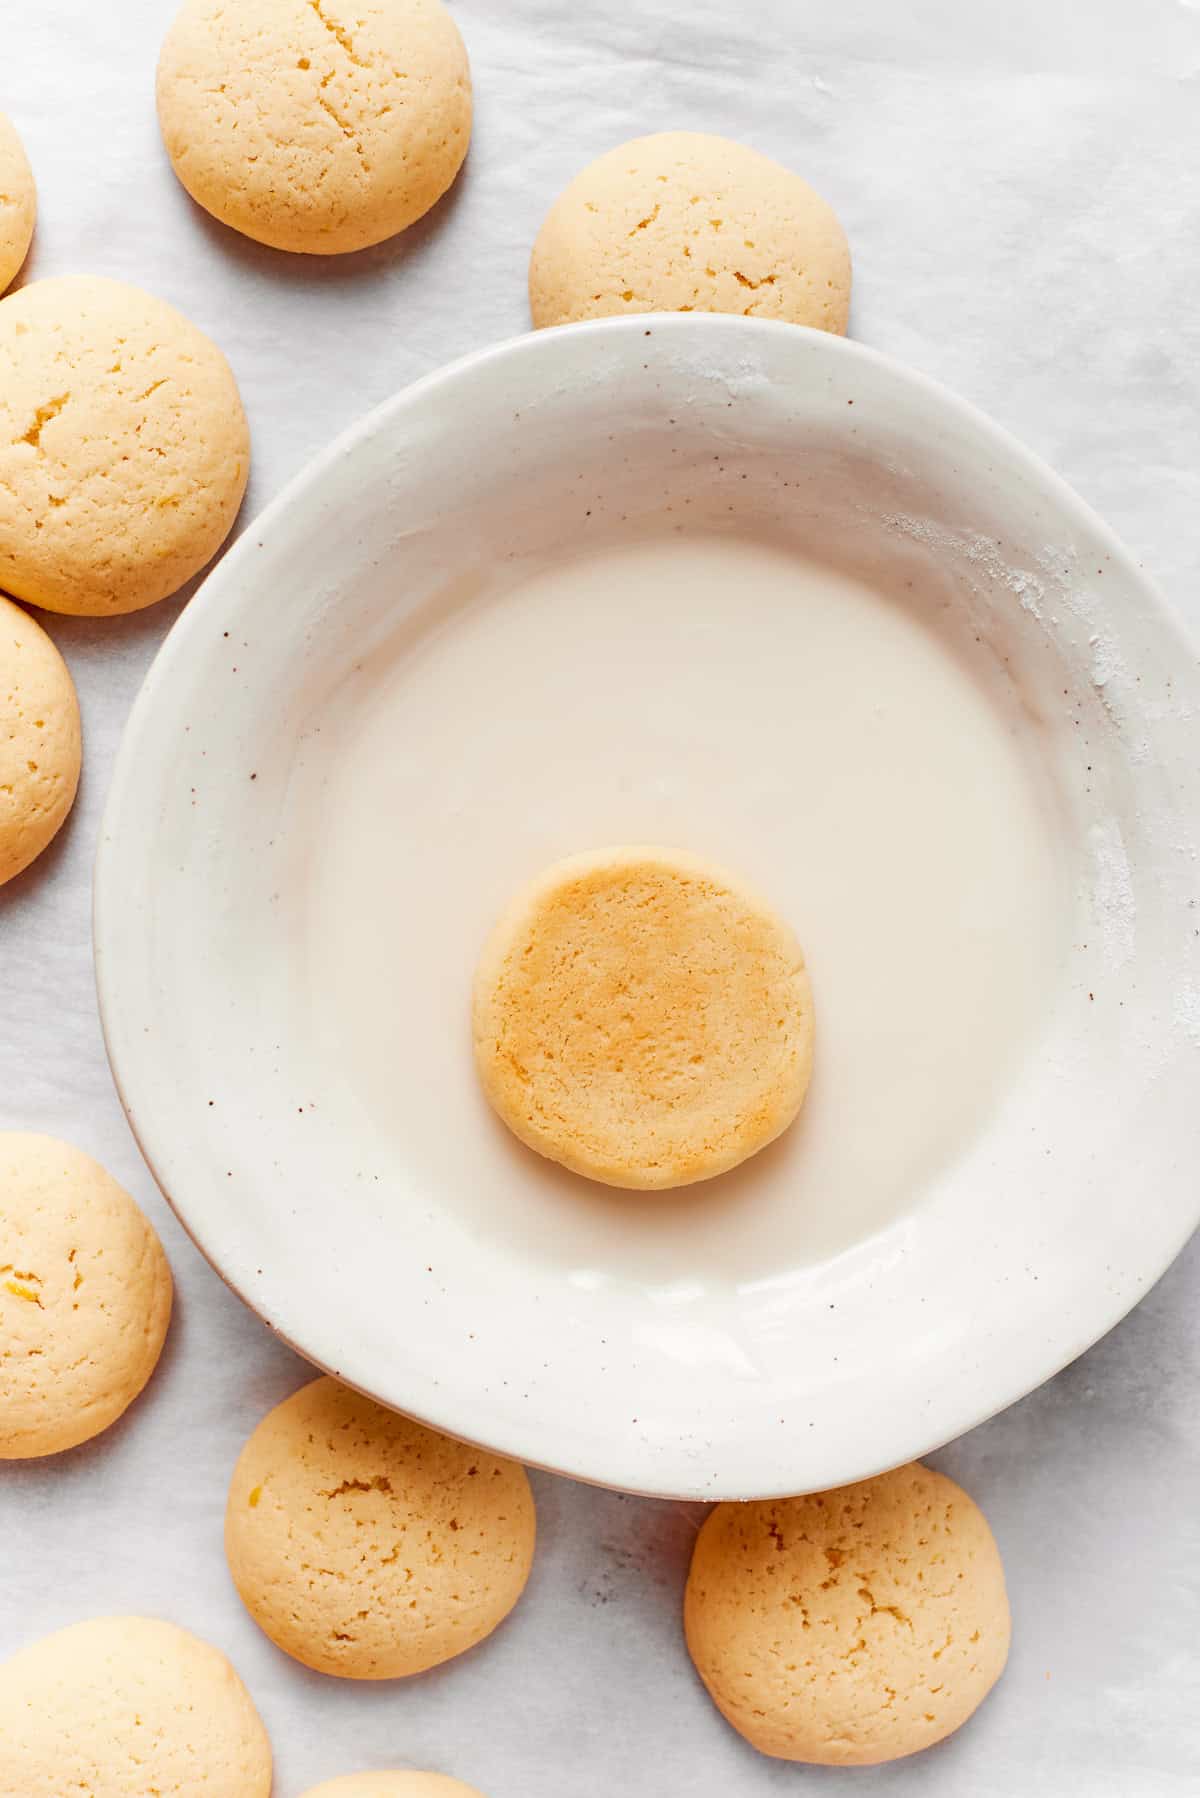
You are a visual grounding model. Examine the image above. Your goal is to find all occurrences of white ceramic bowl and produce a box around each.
[95,316,1200,1499]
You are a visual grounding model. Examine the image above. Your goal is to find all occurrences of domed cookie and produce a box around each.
[226,1375,536,1678]
[0,1615,272,1797]
[0,1134,173,1459]
[473,846,814,1189]
[0,596,81,887]
[530,131,850,331]
[685,1462,1011,1765]
[0,112,36,294]
[0,275,249,616]
[158,0,472,254]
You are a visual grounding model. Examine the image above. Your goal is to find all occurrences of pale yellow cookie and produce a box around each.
[0,113,36,295]
[473,846,814,1190]
[684,1462,1011,1766]
[530,131,850,332]
[0,275,249,616]
[301,1776,485,1798]
[157,0,472,255]
[0,595,82,886]
[226,1375,536,1679]
[0,1134,172,1458]
[0,1616,272,1798]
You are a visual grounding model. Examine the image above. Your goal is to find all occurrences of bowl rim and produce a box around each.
[95,313,1200,1497]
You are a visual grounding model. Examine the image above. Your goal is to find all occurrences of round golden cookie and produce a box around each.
[473,846,814,1190]
[0,275,249,616]
[0,595,82,887]
[0,112,36,295]
[226,1375,536,1679]
[157,0,472,255]
[0,1615,272,1798]
[684,1462,1011,1766]
[0,1134,173,1459]
[301,1777,485,1798]
[529,131,851,332]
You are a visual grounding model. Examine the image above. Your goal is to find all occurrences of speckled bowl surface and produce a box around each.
[95,316,1200,1498]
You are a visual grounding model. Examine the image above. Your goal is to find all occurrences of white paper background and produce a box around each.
[3,2,1199,1792]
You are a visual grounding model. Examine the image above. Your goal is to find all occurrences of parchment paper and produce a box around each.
[2,3,1198,1792]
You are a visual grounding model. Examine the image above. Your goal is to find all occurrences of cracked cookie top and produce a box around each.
[157,0,472,255]
[0,275,248,615]
[685,1461,1010,1766]
[0,1133,173,1458]
[225,1374,536,1678]
[530,131,850,332]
